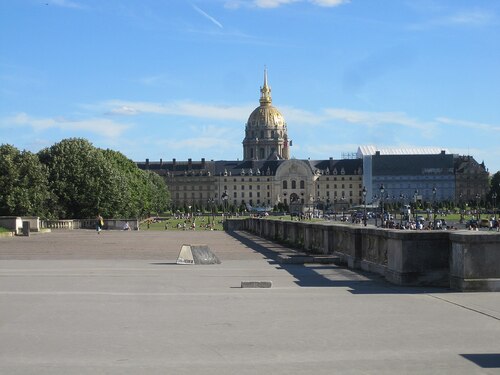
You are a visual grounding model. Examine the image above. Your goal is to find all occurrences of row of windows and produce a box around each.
[223,177,271,182]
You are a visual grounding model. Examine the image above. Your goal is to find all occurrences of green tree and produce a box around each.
[0,144,51,217]
[102,149,170,217]
[38,138,122,219]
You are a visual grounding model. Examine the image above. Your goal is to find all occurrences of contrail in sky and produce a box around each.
[192,4,224,28]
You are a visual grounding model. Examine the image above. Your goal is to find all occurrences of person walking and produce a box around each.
[96,214,104,234]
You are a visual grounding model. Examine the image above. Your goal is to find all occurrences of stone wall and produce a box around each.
[0,216,23,235]
[21,217,40,232]
[449,232,500,292]
[226,218,499,292]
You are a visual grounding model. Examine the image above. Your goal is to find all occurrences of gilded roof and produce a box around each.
[246,68,286,129]
[247,105,286,129]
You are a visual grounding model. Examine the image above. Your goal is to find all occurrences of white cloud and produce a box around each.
[225,0,348,8]
[309,0,350,7]
[4,113,129,138]
[254,0,299,8]
[408,8,495,30]
[446,10,493,26]
[49,0,84,9]
[323,108,434,133]
[103,100,253,122]
[436,117,500,132]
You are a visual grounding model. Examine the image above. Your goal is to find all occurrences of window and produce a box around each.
[300,180,305,189]
[283,180,288,189]
[241,185,245,190]
[292,180,296,189]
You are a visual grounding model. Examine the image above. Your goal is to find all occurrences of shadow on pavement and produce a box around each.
[228,230,448,295]
[461,354,500,368]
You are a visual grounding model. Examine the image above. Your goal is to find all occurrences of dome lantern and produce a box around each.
[242,69,290,161]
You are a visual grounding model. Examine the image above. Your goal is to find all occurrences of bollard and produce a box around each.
[22,221,30,237]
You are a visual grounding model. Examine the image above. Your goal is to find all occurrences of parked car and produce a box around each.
[479,219,490,228]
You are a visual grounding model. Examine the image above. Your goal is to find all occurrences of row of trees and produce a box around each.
[0,138,170,219]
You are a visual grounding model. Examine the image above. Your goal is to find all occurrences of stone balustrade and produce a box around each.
[41,220,74,230]
[226,218,500,292]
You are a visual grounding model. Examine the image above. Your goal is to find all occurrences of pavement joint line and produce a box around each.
[427,294,500,321]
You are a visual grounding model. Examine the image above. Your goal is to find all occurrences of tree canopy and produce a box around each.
[0,138,170,219]
[0,144,51,217]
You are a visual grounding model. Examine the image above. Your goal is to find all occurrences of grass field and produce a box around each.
[0,227,9,233]
[139,215,233,231]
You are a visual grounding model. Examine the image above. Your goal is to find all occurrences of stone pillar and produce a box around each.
[22,221,30,236]
[449,233,500,291]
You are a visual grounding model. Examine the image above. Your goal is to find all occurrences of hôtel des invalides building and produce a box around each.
[138,71,489,213]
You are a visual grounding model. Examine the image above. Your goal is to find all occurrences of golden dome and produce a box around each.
[246,69,287,130]
[247,105,286,129]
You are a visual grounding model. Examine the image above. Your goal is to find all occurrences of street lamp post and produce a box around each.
[208,197,216,228]
[341,196,345,222]
[362,187,367,226]
[221,191,228,222]
[399,193,404,227]
[432,186,437,229]
[373,195,378,227]
[413,189,418,224]
[475,193,481,220]
[379,184,385,227]
[492,192,497,221]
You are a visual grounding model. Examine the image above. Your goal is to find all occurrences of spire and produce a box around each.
[259,67,272,106]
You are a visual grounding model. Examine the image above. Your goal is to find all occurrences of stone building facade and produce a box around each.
[138,72,489,212]
[137,71,363,212]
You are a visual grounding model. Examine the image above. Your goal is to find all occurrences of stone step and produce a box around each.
[277,254,341,264]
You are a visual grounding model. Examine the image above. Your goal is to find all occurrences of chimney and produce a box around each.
[172,158,176,171]
[145,158,149,169]
[159,158,163,167]
[188,158,192,170]
[201,158,206,168]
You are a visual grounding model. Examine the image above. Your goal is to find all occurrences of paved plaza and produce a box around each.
[1,229,499,374]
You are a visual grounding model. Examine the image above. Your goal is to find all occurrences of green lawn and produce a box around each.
[139,215,231,231]
[0,227,10,233]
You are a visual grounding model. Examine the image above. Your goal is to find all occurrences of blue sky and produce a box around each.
[1,0,499,173]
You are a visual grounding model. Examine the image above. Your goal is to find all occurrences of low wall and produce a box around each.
[0,216,23,235]
[21,217,40,232]
[449,232,500,292]
[42,220,74,230]
[40,219,139,231]
[227,218,499,292]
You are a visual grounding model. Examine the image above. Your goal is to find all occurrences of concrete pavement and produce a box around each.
[1,230,499,374]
